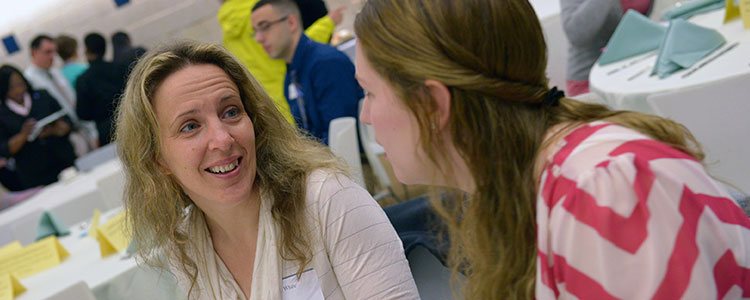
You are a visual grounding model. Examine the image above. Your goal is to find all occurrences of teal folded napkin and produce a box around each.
[652,19,725,78]
[125,240,137,256]
[36,211,71,241]
[663,0,724,20]
[599,10,667,65]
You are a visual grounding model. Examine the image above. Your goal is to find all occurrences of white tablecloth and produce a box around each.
[15,208,182,300]
[0,159,124,245]
[589,9,750,113]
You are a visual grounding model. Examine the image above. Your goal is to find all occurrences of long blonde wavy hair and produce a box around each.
[355,0,704,299]
[115,41,343,294]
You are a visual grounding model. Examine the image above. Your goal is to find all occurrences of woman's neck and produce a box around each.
[203,186,262,246]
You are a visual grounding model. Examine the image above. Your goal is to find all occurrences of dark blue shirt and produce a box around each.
[284,34,362,144]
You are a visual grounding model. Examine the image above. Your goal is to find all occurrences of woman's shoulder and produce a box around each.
[305,168,376,212]
[306,168,361,197]
[548,121,696,175]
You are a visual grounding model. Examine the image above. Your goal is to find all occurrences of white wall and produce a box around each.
[1,0,228,70]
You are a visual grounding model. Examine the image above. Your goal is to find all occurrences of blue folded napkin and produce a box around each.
[663,0,724,20]
[651,19,725,78]
[36,211,70,241]
[599,10,667,65]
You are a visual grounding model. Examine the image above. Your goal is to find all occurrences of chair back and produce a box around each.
[75,142,118,172]
[10,209,43,246]
[43,281,97,300]
[49,188,111,227]
[329,117,365,187]
[647,73,750,192]
[96,168,126,208]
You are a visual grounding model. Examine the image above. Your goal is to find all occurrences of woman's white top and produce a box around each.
[168,169,420,300]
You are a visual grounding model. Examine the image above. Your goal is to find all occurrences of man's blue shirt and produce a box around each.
[284,34,362,144]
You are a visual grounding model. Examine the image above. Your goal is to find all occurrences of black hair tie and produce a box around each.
[544,87,564,107]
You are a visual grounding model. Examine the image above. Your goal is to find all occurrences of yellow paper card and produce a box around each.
[0,242,21,259]
[96,211,131,257]
[88,209,102,239]
[0,236,69,278]
[0,274,26,300]
[726,0,741,22]
[741,0,750,28]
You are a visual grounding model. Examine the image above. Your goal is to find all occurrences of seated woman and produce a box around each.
[115,41,419,300]
[0,65,76,190]
[354,0,750,299]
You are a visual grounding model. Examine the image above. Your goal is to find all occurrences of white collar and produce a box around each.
[5,93,32,116]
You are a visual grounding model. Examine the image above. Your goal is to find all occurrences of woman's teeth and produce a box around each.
[207,160,238,174]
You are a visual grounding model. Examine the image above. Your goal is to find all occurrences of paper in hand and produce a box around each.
[27,110,67,142]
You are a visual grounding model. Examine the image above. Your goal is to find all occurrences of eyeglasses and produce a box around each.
[251,16,289,38]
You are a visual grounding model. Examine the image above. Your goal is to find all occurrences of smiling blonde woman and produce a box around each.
[115,41,419,300]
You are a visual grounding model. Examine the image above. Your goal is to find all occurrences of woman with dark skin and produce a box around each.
[0,65,76,189]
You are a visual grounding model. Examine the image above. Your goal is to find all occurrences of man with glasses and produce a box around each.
[252,0,361,145]
[217,0,342,125]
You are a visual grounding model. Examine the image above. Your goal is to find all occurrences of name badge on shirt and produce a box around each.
[281,268,324,300]
[288,84,300,100]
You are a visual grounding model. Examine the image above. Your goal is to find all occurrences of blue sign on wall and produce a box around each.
[2,35,20,55]
[114,0,130,7]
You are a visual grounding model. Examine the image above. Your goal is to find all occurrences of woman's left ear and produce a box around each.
[424,79,451,131]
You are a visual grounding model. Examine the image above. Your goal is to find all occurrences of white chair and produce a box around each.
[0,227,12,247]
[43,281,97,300]
[358,99,394,200]
[75,142,118,172]
[647,73,750,192]
[336,37,356,63]
[329,117,366,187]
[408,246,462,300]
[96,168,126,208]
[10,209,44,246]
[49,188,111,227]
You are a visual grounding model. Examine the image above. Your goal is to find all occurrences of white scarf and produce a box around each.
[176,193,283,300]
[5,93,32,116]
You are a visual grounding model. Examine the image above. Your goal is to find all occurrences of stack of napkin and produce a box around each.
[598,9,726,78]
[36,211,70,241]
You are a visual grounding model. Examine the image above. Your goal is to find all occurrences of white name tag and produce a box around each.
[288,84,299,100]
[281,268,324,300]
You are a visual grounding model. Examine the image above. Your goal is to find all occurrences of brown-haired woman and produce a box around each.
[115,41,419,300]
[354,0,750,299]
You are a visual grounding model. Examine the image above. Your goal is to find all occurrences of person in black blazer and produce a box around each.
[76,33,129,146]
[0,65,76,189]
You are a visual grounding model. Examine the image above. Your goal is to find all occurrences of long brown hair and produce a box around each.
[354,0,703,299]
[115,41,343,296]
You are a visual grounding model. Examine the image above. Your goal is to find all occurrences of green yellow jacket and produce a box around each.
[218,0,335,124]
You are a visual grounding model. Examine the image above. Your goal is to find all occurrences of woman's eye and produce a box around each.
[223,107,240,119]
[180,122,198,133]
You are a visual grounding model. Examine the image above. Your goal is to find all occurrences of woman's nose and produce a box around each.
[360,99,372,125]
[207,123,234,151]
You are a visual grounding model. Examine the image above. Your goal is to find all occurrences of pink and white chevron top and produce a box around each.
[536,122,750,299]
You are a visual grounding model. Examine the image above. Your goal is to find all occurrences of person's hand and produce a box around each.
[20,119,36,137]
[39,126,54,139]
[52,119,70,137]
[328,6,346,25]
